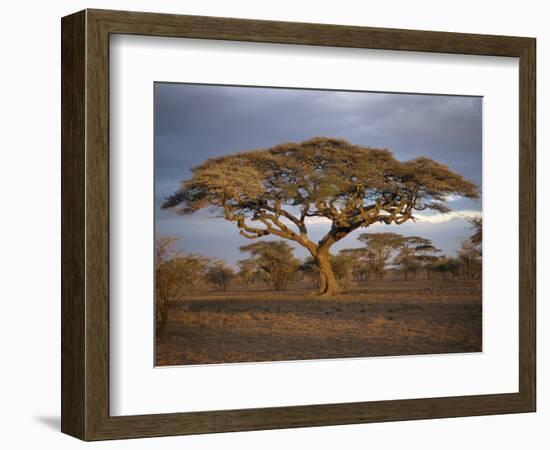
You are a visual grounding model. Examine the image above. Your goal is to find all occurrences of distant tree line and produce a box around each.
[300,216,482,289]
[155,216,481,330]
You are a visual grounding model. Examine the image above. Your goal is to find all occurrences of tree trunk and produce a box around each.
[315,251,341,296]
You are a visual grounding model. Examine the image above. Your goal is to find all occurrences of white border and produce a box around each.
[110,35,519,416]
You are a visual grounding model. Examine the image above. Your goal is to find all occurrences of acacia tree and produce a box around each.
[236,259,258,286]
[394,236,441,280]
[155,237,210,331]
[467,216,482,256]
[206,261,235,291]
[238,241,300,291]
[458,215,483,279]
[163,137,479,295]
[339,248,373,282]
[457,241,481,279]
[432,256,462,281]
[157,250,235,294]
[155,236,179,331]
[356,232,406,280]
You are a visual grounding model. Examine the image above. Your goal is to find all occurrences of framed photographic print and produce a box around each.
[61,9,536,440]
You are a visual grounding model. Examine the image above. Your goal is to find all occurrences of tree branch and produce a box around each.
[223,200,317,251]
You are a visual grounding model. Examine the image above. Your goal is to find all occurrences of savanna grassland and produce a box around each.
[155,279,481,366]
[155,137,483,366]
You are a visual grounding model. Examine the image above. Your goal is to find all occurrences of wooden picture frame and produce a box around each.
[61,9,536,441]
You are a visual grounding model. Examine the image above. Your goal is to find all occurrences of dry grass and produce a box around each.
[155,279,482,366]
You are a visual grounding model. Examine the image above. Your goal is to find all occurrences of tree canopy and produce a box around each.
[163,137,479,295]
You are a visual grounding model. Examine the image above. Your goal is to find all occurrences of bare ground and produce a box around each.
[155,280,482,366]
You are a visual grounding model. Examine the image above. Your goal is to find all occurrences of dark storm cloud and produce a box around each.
[154,83,482,262]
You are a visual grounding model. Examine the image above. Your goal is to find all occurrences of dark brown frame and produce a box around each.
[61,9,536,441]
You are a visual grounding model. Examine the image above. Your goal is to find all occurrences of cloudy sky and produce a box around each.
[155,82,482,266]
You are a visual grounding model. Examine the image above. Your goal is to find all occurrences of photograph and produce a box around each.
[154,82,483,366]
